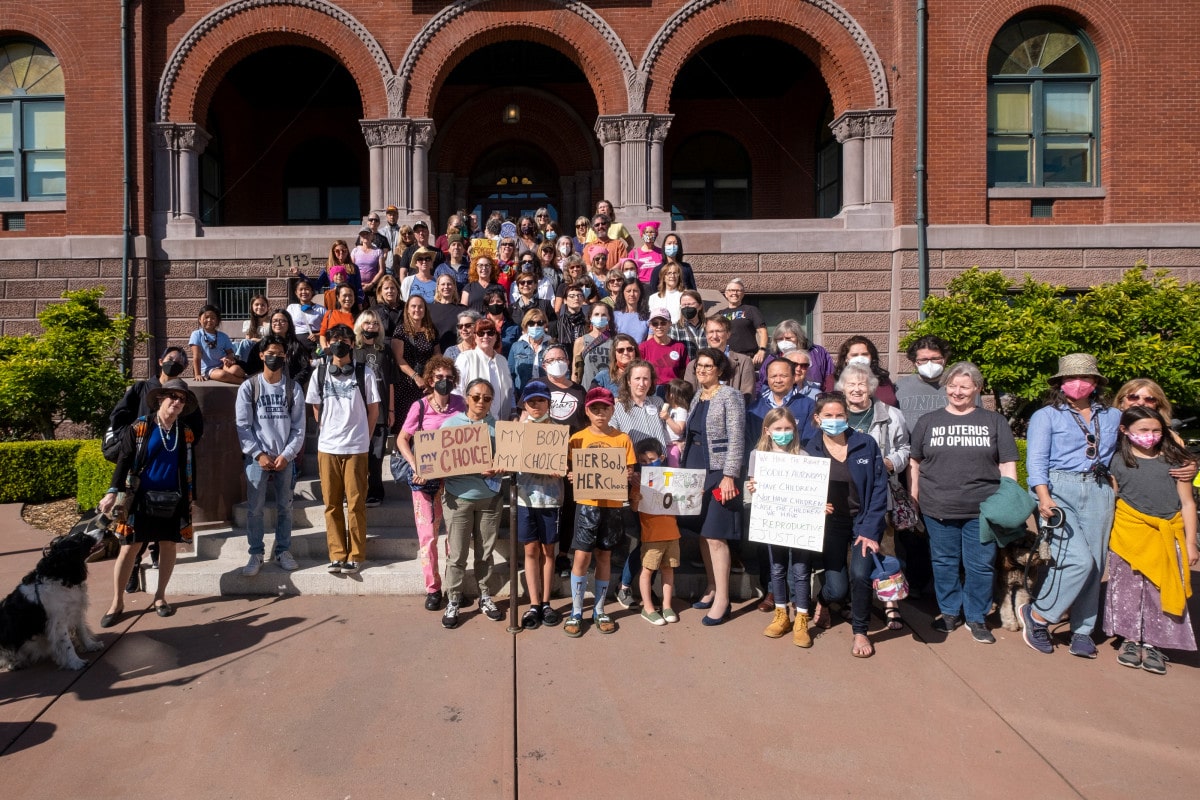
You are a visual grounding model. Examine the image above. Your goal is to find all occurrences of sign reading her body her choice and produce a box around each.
[570,447,628,502]
[748,451,831,552]
[413,424,494,478]
[492,421,570,475]
[637,467,705,516]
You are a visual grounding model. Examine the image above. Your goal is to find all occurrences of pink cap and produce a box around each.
[636,221,660,234]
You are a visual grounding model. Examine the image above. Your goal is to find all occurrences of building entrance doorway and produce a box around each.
[469,143,560,224]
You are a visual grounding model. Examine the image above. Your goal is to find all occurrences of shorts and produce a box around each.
[571,504,625,553]
[642,539,680,570]
[517,506,560,545]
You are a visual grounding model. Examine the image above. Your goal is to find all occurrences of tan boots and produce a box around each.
[792,612,812,648]
[763,607,790,638]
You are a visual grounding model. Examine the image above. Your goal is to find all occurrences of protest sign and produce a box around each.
[570,446,628,502]
[747,451,830,551]
[637,467,705,516]
[492,421,570,475]
[412,423,494,478]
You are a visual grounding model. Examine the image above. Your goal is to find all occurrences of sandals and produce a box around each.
[885,605,904,631]
[521,608,541,630]
[851,634,874,658]
[593,612,617,634]
[563,614,584,638]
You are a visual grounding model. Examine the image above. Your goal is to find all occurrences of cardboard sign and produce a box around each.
[637,467,705,516]
[570,446,628,502]
[468,238,496,262]
[747,451,831,552]
[412,422,494,478]
[492,421,570,475]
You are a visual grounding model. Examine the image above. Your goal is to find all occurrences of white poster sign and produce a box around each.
[637,467,705,516]
[748,452,830,552]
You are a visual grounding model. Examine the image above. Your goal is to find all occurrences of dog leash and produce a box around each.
[1025,507,1064,595]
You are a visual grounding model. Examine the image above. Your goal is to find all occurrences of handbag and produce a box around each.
[390,450,441,494]
[888,473,922,531]
[139,490,182,519]
[871,553,910,603]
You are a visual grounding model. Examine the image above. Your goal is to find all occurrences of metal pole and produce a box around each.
[916,0,930,319]
[506,478,521,634]
[119,0,132,373]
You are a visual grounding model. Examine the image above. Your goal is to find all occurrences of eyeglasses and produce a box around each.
[535,213,549,219]
[526,320,546,327]
[694,363,716,371]
[457,322,475,330]
[1125,393,1159,405]
[367,217,379,222]
[1083,432,1098,461]
[543,357,567,365]
[415,257,432,262]
[650,319,669,327]
[468,394,494,402]
[576,222,589,229]
[593,222,608,228]
[615,346,636,354]
[500,242,515,248]
[433,374,454,382]
[163,394,188,404]
[477,331,498,338]
[914,357,945,365]
[794,362,811,369]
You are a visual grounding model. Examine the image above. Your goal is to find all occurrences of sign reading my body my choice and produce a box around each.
[748,451,831,552]
[492,421,570,475]
[413,423,494,478]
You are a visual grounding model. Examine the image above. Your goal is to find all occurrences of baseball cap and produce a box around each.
[585,387,615,408]
[521,380,552,404]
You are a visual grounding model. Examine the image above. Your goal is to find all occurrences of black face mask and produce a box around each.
[681,306,699,320]
[487,303,506,316]
[161,359,185,378]
[433,378,453,396]
[363,330,379,341]
[263,355,286,371]
[328,341,352,358]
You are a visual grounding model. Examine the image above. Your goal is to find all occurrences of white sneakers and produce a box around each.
[241,554,263,576]
[243,552,300,575]
[275,551,299,571]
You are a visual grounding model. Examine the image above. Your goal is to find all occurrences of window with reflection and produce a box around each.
[669,133,751,220]
[0,39,65,201]
[987,19,1098,187]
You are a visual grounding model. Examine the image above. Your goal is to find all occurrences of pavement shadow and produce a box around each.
[0,721,55,755]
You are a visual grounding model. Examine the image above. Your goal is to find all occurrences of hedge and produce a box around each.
[1015,438,1028,489]
[0,440,84,503]
[75,439,112,512]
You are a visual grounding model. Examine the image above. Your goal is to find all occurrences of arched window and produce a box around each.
[0,39,65,201]
[988,19,1098,187]
[669,133,751,220]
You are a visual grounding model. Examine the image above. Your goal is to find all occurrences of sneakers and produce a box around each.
[967,621,996,644]
[1141,645,1167,675]
[1069,633,1098,659]
[563,613,584,638]
[424,591,442,612]
[241,554,264,577]
[442,602,460,629]
[1020,603,1053,654]
[763,607,790,638]
[932,614,961,634]
[792,612,813,649]
[275,551,299,572]
[540,604,562,627]
[340,561,360,574]
[641,609,666,626]
[1117,640,1142,669]
[480,595,504,621]
[662,606,679,624]
[365,497,381,508]
[616,586,638,609]
[327,560,344,574]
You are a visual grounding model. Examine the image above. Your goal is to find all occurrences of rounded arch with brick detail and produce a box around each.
[156,0,392,124]
[638,0,890,115]
[401,6,636,118]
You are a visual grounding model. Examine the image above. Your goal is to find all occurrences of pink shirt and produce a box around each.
[401,395,467,436]
[639,338,687,385]
[634,246,663,283]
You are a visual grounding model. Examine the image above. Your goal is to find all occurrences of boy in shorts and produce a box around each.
[515,381,564,630]
[564,387,636,637]
[630,439,681,625]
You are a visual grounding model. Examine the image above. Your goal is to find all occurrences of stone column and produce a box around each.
[648,116,672,212]
[151,121,211,238]
[411,119,435,220]
[361,119,411,215]
[594,114,673,217]
[595,116,623,207]
[831,109,895,222]
[576,171,592,219]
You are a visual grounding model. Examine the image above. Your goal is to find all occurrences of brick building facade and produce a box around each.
[2,1,1198,374]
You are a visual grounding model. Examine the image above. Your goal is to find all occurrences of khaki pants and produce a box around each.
[318,451,369,564]
[441,491,501,602]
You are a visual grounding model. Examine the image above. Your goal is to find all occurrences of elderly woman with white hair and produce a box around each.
[836,362,911,629]
[909,361,1019,644]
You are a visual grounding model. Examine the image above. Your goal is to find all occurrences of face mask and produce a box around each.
[917,362,944,380]
[642,232,656,244]
[487,303,506,315]
[1060,379,1096,400]
[545,232,557,241]
[161,359,185,378]
[776,340,797,354]
[664,244,679,258]
[624,270,637,280]
[528,412,551,423]
[582,285,593,298]
[528,326,545,340]
[521,227,534,235]
[680,306,698,321]
[820,418,849,436]
[545,360,569,378]
[847,355,871,367]
[591,316,609,328]
[1126,430,1162,450]
[263,355,286,371]
[645,458,663,468]
[363,330,379,341]
[558,243,572,255]
[770,430,795,447]
[328,341,352,358]
[433,378,453,396]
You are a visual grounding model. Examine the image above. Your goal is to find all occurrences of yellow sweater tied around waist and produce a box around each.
[1110,499,1192,616]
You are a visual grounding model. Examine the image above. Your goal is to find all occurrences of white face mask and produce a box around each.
[848,355,871,367]
[917,361,944,380]
[776,340,797,353]
[545,360,569,378]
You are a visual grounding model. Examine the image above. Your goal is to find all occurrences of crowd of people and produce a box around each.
[96,204,1199,668]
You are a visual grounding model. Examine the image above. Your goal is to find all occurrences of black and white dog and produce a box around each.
[0,517,107,670]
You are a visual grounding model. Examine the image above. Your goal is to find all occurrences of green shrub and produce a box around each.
[0,440,83,503]
[75,439,112,512]
[1015,439,1028,490]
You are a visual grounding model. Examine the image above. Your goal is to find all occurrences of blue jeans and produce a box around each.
[819,516,873,635]
[769,545,812,612]
[245,457,296,557]
[923,516,996,623]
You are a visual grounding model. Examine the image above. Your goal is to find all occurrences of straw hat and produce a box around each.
[1048,353,1106,385]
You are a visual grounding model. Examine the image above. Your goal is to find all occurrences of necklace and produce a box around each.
[428,394,449,413]
[700,385,720,401]
[157,416,179,452]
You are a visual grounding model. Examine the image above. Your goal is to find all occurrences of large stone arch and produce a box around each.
[638,0,889,114]
[156,0,393,123]
[398,1,638,117]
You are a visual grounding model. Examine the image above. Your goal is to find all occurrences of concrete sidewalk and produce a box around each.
[1,503,1197,799]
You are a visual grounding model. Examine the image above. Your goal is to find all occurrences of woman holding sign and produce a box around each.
[681,348,745,626]
[805,391,888,658]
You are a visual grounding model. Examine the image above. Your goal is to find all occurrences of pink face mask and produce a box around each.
[1126,431,1162,450]
[1060,379,1096,400]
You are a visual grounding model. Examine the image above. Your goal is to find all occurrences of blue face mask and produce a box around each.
[545,231,557,241]
[770,431,794,447]
[819,419,849,436]
[645,459,662,468]
[664,244,679,258]
[528,325,545,340]
[300,304,313,312]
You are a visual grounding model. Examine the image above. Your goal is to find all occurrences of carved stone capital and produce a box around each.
[622,116,651,141]
[594,116,624,146]
[175,123,211,154]
[649,114,674,143]
[410,119,436,148]
[361,119,411,147]
[830,109,896,142]
[150,122,176,151]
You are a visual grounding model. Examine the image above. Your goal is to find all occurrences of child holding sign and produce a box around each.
[746,408,816,648]
[630,439,681,625]
[515,381,565,630]
[565,387,637,637]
